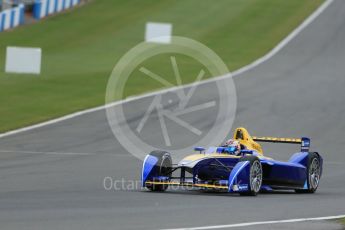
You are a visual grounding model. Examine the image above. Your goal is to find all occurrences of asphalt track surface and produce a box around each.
[1,1,345,230]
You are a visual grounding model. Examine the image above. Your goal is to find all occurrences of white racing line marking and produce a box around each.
[0,150,94,156]
[324,161,345,165]
[0,0,334,140]
[162,215,345,230]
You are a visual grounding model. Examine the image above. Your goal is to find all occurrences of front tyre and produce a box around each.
[146,150,172,192]
[295,152,321,193]
[239,156,263,196]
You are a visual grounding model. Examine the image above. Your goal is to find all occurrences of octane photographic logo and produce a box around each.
[105,36,236,161]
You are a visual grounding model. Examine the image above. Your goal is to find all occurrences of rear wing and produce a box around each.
[252,136,310,152]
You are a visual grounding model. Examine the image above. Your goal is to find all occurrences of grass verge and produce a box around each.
[0,0,324,132]
[337,218,345,226]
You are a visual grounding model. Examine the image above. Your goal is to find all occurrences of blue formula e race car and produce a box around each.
[141,127,323,196]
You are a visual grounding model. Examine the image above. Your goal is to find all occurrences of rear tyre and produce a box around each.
[295,152,321,194]
[239,156,262,196]
[146,150,172,192]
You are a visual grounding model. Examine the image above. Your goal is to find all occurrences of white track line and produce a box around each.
[0,150,94,156]
[0,0,334,140]
[163,214,345,230]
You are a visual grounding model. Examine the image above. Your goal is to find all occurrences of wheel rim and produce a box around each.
[309,158,320,189]
[250,161,262,193]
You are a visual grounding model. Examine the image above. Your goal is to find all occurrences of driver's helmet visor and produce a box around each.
[227,146,237,153]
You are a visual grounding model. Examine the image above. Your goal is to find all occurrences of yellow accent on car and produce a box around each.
[252,136,302,143]
[145,181,228,189]
[182,153,240,162]
[233,127,264,155]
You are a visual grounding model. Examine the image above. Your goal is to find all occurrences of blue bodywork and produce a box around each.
[141,155,158,187]
[196,152,320,192]
[142,137,323,193]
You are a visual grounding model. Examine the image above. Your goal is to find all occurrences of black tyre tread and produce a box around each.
[238,155,262,196]
[295,152,320,194]
[146,150,172,192]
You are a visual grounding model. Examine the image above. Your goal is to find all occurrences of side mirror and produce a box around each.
[216,147,225,153]
[241,150,253,155]
[194,147,206,153]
